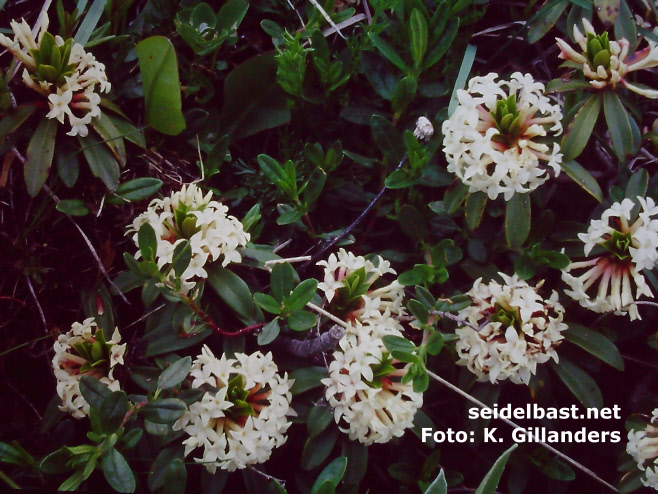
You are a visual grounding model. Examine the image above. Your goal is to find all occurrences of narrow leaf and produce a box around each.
[560,160,603,202]
[550,358,603,409]
[474,444,518,494]
[505,193,531,249]
[565,323,624,370]
[24,118,57,196]
[561,94,601,161]
[157,356,192,390]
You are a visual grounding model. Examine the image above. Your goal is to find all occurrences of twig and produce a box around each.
[426,370,619,493]
[123,304,165,330]
[186,297,265,337]
[306,302,349,329]
[248,466,286,486]
[283,324,345,357]
[25,275,47,334]
[264,256,312,271]
[308,154,408,264]
[309,0,346,39]
[0,296,26,306]
[362,0,372,24]
[42,185,131,305]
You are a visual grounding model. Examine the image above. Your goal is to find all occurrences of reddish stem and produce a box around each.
[187,299,265,337]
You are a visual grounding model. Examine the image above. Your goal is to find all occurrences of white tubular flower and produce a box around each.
[1,15,111,134]
[627,410,658,490]
[51,317,126,419]
[454,274,567,385]
[173,346,295,473]
[317,248,405,327]
[322,328,423,445]
[413,116,434,141]
[562,197,658,320]
[442,72,563,201]
[127,183,250,292]
[556,18,658,98]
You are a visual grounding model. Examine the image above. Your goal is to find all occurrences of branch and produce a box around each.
[185,297,265,337]
[283,324,345,357]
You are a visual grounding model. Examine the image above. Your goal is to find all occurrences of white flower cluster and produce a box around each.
[51,317,125,418]
[455,274,567,385]
[317,248,406,325]
[627,409,658,490]
[319,250,422,444]
[173,346,294,473]
[562,197,658,320]
[0,16,111,137]
[128,183,250,292]
[556,18,658,98]
[442,72,563,201]
[413,116,434,141]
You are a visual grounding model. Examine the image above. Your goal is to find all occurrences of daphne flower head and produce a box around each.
[173,346,294,473]
[556,18,658,98]
[627,409,658,490]
[442,72,563,201]
[562,197,658,320]
[52,317,126,418]
[454,274,567,385]
[127,183,250,292]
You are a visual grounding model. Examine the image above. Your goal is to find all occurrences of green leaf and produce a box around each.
[302,428,338,471]
[398,205,427,240]
[254,293,283,315]
[277,208,304,225]
[550,358,603,409]
[505,193,531,249]
[545,78,591,92]
[423,19,458,70]
[310,457,347,494]
[560,160,603,202]
[24,118,57,196]
[368,32,408,72]
[603,91,634,161]
[0,441,33,467]
[448,44,476,116]
[290,367,328,395]
[391,76,418,117]
[79,375,112,410]
[100,391,130,433]
[75,0,108,46]
[308,406,334,439]
[60,469,86,491]
[443,180,469,214]
[474,443,518,494]
[218,52,290,141]
[138,223,157,262]
[465,192,487,231]
[207,266,263,325]
[286,279,318,312]
[625,168,648,201]
[78,133,120,190]
[102,448,136,493]
[561,93,601,161]
[287,310,317,331]
[56,199,90,216]
[565,323,624,370]
[111,178,162,203]
[140,398,187,424]
[409,9,428,67]
[171,240,192,277]
[136,36,186,135]
[257,319,280,345]
[157,356,192,390]
[271,263,294,302]
[614,0,637,49]
[90,111,126,166]
[527,0,569,43]
[382,335,416,353]
[370,114,405,163]
[0,104,37,144]
[424,468,447,494]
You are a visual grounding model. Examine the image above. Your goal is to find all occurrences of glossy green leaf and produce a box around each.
[207,266,263,325]
[24,118,57,196]
[138,223,157,262]
[112,178,163,203]
[91,111,126,166]
[561,94,601,161]
[614,0,637,49]
[370,114,405,163]
[171,240,192,277]
[308,405,333,438]
[271,263,294,302]
[254,293,283,314]
[302,428,338,471]
[79,375,112,410]
[100,391,130,433]
[505,193,531,249]
[286,279,318,312]
[75,0,107,46]
[368,32,408,72]
[443,180,469,214]
[140,398,187,424]
[560,160,603,202]
[424,19,458,70]
[527,0,569,43]
[0,104,37,144]
[257,319,280,345]
[287,310,317,331]
[78,133,120,190]
[474,443,518,494]
[383,335,416,353]
[409,9,428,66]
[136,36,186,135]
[424,468,447,494]
[102,448,135,493]
[550,358,603,409]
[625,168,648,201]
[603,91,634,161]
[310,457,347,494]
[157,356,192,390]
[392,76,417,117]
[56,199,90,216]
[290,367,328,395]
[565,323,624,370]
[465,192,487,231]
